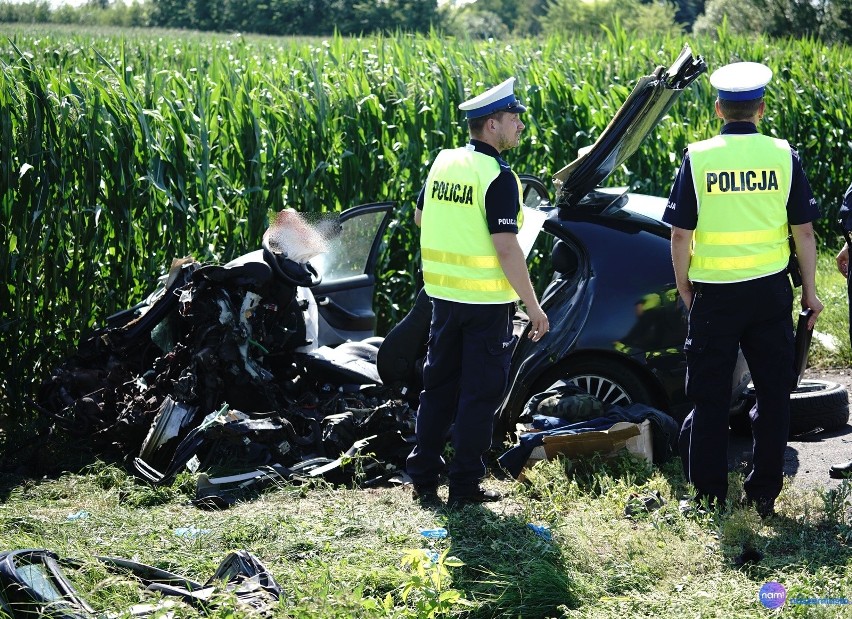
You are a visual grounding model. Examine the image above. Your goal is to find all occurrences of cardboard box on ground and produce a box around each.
[517,420,653,479]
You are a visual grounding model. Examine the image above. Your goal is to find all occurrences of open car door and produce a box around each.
[309,202,395,347]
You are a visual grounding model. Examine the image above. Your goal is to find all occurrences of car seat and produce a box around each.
[551,240,578,278]
[376,288,431,392]
[542,240,579,299]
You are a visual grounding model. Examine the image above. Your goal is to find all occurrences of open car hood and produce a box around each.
[553,44,707,209]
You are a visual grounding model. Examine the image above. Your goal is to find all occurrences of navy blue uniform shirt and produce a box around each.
[416,139,520,234]
[663,122,820,230]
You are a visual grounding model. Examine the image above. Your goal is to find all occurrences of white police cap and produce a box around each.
[709,62,772,101]
[458,77,527,119]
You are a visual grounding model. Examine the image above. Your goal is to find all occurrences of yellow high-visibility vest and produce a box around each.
[420,147,523,303]
[688,134,792,283]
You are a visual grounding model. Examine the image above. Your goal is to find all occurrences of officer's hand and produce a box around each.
[677,283,693,311]
[527,306,549,342]
[836,243,849,277]
[803,294,823,330]
[678,289,693,311]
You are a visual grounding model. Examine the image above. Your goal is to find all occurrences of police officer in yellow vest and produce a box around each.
[664,62,823,517]
[830,183,852,479]
[406,77,549,507]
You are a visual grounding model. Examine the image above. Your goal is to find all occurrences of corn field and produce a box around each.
[2,24,852,437]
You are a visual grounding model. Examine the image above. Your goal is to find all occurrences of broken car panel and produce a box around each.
[0,548,283,617]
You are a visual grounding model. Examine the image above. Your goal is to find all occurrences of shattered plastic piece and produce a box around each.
[0,549,98,617]
[185,454,200,473]
[65,510,90,522]
[137,397,199,468]
[624,490,666,517]
[419,528,448,539]
[527,523,552,542]
[388,471,414,486]
[192,494,235,511]
[193,464,292,510]
[421,549,440,565]
[199,403,234,430]
[100,549,284,613]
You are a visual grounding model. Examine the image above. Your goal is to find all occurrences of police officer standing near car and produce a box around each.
[664,62,823,516]
[406,77,549,507]
[830,181,852,479]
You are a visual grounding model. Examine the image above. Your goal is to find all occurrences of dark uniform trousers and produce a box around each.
[679,270,795,505]
[406,298,515,492]
[847,261,852,348]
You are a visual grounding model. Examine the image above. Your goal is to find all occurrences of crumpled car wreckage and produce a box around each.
[37,204,421,507]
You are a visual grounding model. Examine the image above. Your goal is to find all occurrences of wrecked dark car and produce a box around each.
[495,44,846,438]
[496,44,753,435]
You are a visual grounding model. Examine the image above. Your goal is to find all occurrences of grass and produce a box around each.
[0,452,850,618]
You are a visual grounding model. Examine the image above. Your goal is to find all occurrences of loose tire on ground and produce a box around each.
[788,379,850,435]
[732,379,850,437]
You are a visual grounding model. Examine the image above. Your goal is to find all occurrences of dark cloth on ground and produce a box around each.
[497,402,680,478]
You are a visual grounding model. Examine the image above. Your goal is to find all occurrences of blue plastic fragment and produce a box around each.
[527,523,552,541]
[419,527,448,539]
[421,549,440,565]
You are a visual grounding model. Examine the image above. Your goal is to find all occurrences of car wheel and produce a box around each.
[789,379,849,435]
[734,379,849,437]
[537,359,655,409]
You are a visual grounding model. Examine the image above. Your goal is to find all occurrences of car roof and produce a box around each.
[551,44,707,211]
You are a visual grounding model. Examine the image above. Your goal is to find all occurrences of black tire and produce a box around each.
[789,379,849,435]
[735,379,850,437]
[531,359,655,410]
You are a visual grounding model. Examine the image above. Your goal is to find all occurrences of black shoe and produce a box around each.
[745,495,776,519]
[624,490,665,517]
[447,486,502,508]
[412,484,440,504]
[829,460,852,479]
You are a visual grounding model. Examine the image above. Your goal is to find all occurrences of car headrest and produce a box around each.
[551,240,578,276]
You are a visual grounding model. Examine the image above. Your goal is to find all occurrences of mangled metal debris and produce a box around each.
[36,208,419,505]
[0,548,284,617]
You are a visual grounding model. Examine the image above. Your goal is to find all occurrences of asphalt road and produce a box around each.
[727,367,852,492]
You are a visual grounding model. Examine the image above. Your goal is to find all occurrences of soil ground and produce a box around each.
[727,367,852,492]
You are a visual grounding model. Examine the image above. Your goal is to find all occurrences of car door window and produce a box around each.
[520,173,551,210]
[312,203,393,284]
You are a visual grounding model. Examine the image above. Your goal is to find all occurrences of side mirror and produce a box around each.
[518,174,552,209]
